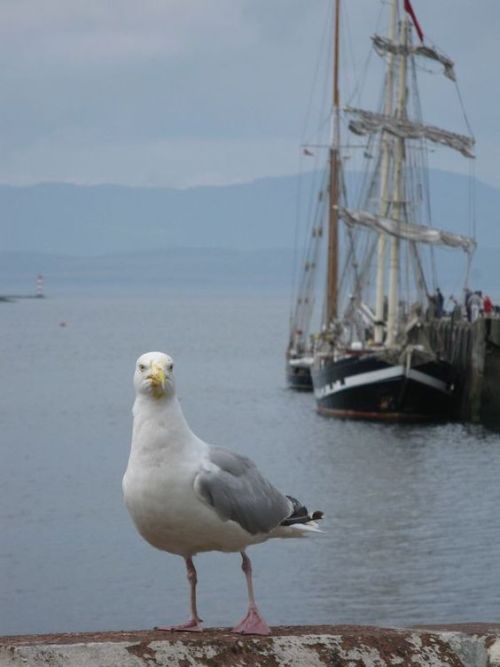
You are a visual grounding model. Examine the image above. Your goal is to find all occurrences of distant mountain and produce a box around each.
[1,170,498,255]
[0,170,498,296]
[0,176,300,256]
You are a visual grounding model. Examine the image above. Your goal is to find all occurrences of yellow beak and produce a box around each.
[148,364,166,398]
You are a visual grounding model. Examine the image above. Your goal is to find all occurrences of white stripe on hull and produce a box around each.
[314,363,451,400]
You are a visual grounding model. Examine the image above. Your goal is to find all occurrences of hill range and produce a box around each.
[0,170,498,296]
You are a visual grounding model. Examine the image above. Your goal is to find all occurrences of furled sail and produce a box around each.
[339,207,476,254]
[346,107,475,158]
[372,35,456,81]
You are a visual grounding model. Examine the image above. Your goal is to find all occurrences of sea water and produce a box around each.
[1,292,500,635]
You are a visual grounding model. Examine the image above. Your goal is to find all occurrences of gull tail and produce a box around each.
[278,495,324,535]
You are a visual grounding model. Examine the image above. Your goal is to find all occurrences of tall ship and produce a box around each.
[288,0,476,419]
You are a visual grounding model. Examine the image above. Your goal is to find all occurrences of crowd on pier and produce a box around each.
[430,288,497,325]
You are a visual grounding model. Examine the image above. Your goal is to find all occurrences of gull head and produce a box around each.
[134,351,175,400]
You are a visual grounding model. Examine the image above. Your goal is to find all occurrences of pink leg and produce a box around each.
[156,557,203,632]
[232,551,271,636]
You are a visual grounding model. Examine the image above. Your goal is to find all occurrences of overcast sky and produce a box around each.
[0,0,498,190]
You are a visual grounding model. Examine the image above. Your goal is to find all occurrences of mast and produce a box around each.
[325,0,341,327]
[386,9,409,346]
[374,0,398,345]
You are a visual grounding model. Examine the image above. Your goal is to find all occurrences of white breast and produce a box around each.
[123,394,266,557]
[123,449,260,557]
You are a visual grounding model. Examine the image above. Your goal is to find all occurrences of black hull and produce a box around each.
[312,353,456,421]
[286,361,313,391]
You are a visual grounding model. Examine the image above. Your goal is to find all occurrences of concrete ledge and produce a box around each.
[1,624,500,666]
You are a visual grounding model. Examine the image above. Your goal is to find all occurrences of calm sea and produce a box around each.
[1,292,500,636]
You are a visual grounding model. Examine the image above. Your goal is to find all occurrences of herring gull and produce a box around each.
[122,351,323,635]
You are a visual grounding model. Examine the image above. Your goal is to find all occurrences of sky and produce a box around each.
[0,0,498,190]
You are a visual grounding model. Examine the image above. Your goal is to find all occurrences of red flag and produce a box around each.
[404,0,424,43]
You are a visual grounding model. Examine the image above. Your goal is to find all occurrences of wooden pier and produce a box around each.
[428,317,500,425]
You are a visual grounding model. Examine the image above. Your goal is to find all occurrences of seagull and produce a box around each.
[123,351,323,635]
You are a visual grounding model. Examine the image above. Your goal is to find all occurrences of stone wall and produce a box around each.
[1,625,500,666]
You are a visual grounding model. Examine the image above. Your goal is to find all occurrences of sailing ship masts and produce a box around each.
[325,0,341,326]
[340,208,476,252]
[372,35,456,82]
[374,181,388,345]
[387,11,409,347]
[333,0,340,113]
[346,108,474,158]
[374,0,398,345]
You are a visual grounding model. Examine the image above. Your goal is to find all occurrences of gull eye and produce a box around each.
[168,362,173,371]
[138,364,146,372]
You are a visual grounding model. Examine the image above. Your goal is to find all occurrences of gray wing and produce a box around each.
[195,446,292,535]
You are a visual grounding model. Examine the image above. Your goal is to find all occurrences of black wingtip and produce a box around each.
[281,495,324,526]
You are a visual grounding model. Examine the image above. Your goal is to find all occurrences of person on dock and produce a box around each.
[435,288,444,318]
[483,294,493,337]
[469,291,482,323]
[449,296,463,324]
[464,288,472,322]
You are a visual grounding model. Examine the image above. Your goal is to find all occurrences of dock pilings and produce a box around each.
[428,317,500,424]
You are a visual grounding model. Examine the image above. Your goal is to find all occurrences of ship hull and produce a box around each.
[312,353,455,421]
